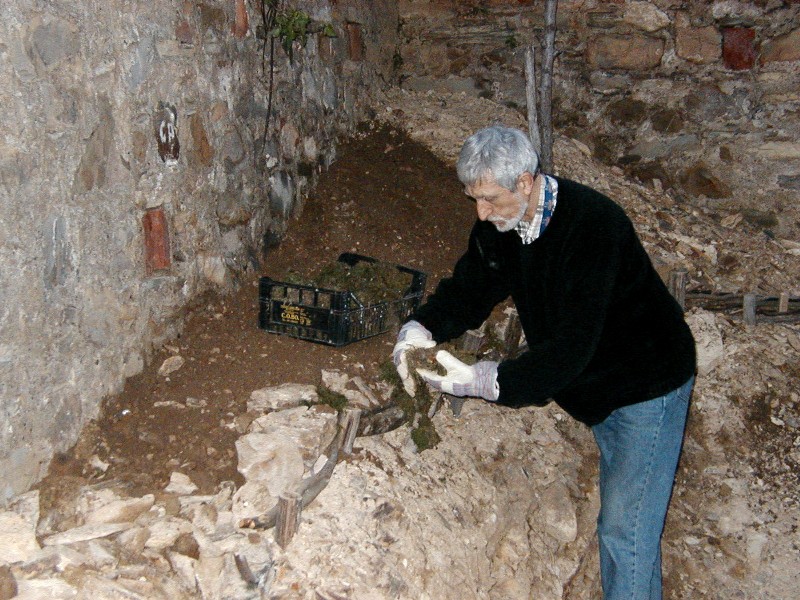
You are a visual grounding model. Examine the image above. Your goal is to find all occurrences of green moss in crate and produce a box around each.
[314,385,349,411]
[283,260,413,306]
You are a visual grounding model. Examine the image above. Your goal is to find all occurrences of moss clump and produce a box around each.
[379,358,441,452]
[315,385,348,412]
[411,414,441,451]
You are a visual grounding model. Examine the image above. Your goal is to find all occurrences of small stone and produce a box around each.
[249,383,318,413]
[144,518,193,550]
[0,564,18,600]
[158,355,184,376]
[165,472,198,495]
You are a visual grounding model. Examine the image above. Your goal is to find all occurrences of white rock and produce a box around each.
[311,454,328,475]
[83,540,119,569]
[686,310,725,376]
[195,551,254,600]
[158,355,185,376]
[144,518,193,550]
[41,522,133,546]
[165,472,199,495]
[536,481,578,544]
[231,481,278,521]
[235,432,305,495]
[168,551,199,593]
[249,405,338,468]
[248,383,318,412]
[84,494,155,525]
[14,578,77,600]
[0,511,40,564]
[22,544,88,572]
[320,369,349,392]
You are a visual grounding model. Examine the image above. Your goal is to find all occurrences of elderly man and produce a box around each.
[393,126,696,599]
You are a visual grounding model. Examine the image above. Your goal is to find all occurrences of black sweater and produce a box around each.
[412,177,696,425]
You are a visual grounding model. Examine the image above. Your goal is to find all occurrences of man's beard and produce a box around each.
[489,197,528,232]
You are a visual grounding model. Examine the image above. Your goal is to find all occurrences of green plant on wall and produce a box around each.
[258,1,337,145]
[269,4,336,60]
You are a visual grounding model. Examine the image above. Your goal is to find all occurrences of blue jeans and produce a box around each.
[591,377,694,600]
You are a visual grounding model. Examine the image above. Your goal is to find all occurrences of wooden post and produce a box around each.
[540,0,558,173]
[275,491,301,548]
[743,292,757,326]
[342,409,361,455]
[525,45,542,155]
[668,268,688,310]
[778,292,789,314]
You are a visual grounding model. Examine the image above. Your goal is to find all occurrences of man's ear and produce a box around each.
[516,171,536,196]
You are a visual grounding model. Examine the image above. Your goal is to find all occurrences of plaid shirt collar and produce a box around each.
[515,174,558,245]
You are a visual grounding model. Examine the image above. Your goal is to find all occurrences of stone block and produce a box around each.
[623,2,670,33]
[346,22,364,61]
[586,35,665,71]
[722,27,756,70]
[143,207,171,275]
[72,98,114,195]
[676,23,721,64]
[175,19,193,44]
[189,113,214,167]
[31,19,79,67]
[760,28,800,64]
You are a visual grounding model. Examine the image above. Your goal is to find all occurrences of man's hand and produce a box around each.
[392,320,436,396]
[416,350,499,402]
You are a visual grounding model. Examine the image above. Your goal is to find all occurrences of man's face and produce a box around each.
[464,176,529,232]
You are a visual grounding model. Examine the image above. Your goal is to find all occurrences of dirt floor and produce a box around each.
[39,124,476,505]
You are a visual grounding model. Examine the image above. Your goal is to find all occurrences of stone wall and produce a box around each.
[0,0,399,503]
[398,0,800,238]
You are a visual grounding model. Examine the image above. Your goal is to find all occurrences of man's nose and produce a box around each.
[476,199,492,221]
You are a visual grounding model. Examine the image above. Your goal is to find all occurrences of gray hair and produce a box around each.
[456,126,540,191]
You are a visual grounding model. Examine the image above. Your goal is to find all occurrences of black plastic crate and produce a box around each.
[258,253,427,346]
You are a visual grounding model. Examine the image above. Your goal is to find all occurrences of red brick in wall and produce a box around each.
[143,207,171,275]
[722,27,756,70]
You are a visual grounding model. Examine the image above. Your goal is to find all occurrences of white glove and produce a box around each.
[416,350,500,402]
[392,320,436,396]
